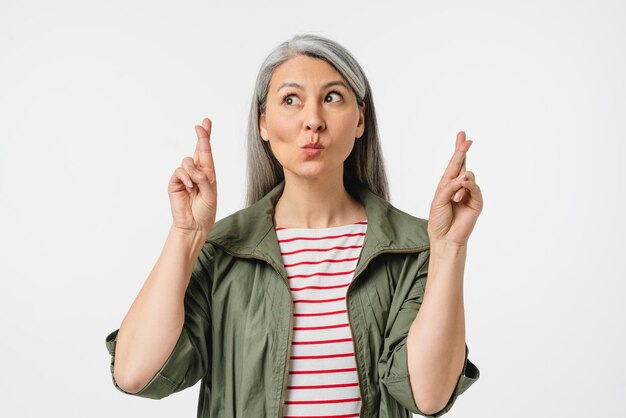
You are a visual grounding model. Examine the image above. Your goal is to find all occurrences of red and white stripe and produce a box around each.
[276,220,368,418]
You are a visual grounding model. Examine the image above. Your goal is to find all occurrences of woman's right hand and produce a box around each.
[168,117,217,235]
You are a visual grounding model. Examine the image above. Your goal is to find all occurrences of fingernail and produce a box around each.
[454,190,462,201]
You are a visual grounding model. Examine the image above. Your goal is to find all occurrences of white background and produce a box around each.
[1,0,624,417]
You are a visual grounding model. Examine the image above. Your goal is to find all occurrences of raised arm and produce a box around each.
[112,118,218,393]
[407,131,483,415]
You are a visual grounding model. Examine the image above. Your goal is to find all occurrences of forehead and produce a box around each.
[269,55,344,90]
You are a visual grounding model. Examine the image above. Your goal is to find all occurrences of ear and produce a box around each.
[259,113,269,141]
[355,101,366,139]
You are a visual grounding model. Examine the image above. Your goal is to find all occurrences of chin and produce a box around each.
[287,165,343,182]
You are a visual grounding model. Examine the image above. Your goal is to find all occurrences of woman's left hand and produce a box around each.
[427,131,483,248]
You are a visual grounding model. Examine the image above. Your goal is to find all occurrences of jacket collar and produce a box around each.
[207,180,429,280]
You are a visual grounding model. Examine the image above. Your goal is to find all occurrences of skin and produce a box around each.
[259,54,367,228]
[406,132,484,414]
[112,118,217,393]
[115,54,484,414]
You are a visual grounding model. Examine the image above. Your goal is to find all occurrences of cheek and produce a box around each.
[334,112,359,136]
[268,118,298,141]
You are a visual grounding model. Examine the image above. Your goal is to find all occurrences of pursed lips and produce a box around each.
[301,143,324,156]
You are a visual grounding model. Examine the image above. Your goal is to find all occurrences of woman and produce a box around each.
[106,33,482,418]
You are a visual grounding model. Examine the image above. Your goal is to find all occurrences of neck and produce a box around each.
[274,170,366,229]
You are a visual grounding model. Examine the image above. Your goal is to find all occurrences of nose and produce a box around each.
[305,103,326,134]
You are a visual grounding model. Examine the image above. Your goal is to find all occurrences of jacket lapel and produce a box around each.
[206,180,430,281]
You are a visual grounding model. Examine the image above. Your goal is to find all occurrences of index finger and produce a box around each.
[442,131,471,180]
[193,118,213,169]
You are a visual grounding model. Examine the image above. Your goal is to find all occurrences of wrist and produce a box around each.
[169,224,210,250]
[429,239,468,260]
[170,223,211,237]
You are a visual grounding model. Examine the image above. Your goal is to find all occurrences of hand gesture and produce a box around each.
[427,131,483,248]
[168,118,218,235]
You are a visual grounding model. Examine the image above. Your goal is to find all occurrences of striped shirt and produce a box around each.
[276,219,368,418]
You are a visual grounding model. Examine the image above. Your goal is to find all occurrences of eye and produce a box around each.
[325,90,343,103]
[283,94,301,106]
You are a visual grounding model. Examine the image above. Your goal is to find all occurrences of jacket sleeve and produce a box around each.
[378,248,480,417]
[105,242,215,400]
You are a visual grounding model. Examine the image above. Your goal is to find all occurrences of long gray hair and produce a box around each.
[244,33,389,207]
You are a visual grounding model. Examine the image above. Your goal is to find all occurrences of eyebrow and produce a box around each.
[276,80,349,93]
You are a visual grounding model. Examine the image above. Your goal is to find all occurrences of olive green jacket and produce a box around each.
[105,180,479,417]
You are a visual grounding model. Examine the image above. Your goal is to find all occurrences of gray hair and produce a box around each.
[244,33,389,207]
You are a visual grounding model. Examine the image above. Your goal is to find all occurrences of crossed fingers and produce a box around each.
[437,131,479,203]
[174,117,217,198]
[193,118,214,171]
[443,131,472,180]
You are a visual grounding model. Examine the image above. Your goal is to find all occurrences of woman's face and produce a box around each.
[259,54,365,181]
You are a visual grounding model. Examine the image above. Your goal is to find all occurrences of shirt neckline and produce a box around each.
[275,219,368,232]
